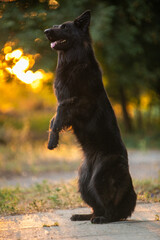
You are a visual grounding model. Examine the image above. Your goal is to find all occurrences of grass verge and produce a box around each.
[0,141,81,177]
[133,178,160,202]
[0,179,85,216]
[0,178,160,216]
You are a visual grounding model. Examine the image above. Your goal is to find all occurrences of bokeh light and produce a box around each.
[2,43,53,90]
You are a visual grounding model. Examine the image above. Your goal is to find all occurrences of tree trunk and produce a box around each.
[119,86,133,132]
[136,108,143,130]
[134,87,143,130]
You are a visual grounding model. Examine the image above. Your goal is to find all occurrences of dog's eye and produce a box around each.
[61,24,67,29]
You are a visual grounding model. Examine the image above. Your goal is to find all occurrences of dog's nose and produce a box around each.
[44,29,50,35]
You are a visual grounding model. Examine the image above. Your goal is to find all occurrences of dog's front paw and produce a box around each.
[48,131,59,150]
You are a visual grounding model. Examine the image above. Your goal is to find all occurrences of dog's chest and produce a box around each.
[54,70,79,102]
[54,79,70,102]
[54,63,91,102]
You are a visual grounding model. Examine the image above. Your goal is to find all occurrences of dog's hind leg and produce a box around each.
[71,213,93,221]
[90,156,136,223]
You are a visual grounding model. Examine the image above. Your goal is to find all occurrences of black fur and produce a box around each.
[44,10,137,224]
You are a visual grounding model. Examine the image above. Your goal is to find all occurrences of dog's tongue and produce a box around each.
[51,42,56,48]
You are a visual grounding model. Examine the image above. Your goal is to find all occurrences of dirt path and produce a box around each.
[0,171,77,188]
[0,202,160,240]
[129,150,160,180]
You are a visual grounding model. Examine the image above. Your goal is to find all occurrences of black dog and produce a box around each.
[44,10,137,224]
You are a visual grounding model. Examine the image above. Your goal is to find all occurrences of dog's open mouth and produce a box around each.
[51,39,67,48]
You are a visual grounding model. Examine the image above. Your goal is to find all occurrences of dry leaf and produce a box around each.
[43,221,59,227]
[155,214,159,221]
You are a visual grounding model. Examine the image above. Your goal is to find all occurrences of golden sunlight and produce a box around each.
[3,43,53,90]
[140,94,150,110]
[5,49,23,60]
[49,0,59,9]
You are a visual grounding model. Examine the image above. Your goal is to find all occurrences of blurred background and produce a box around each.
[0,0,160,180]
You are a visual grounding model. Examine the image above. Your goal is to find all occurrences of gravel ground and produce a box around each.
[0,202,160,240]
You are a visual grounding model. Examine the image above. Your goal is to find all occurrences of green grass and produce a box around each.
[123,131,160,150]
[133,178,160,202]
[0,180,85,216]
[29,112,53,133]
[0,111,52,141]
[0,111,82,176]
[0,178,159,216]
[0,141,81,176]
[1,110,160,149]
[0,187,21,214]
[0,110,160,177]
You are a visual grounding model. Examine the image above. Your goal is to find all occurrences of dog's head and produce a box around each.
[44,10,91,51]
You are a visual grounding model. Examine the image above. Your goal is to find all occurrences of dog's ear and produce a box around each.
[74,10,91,32]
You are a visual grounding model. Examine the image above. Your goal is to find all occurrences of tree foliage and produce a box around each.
[0,0,160,131]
